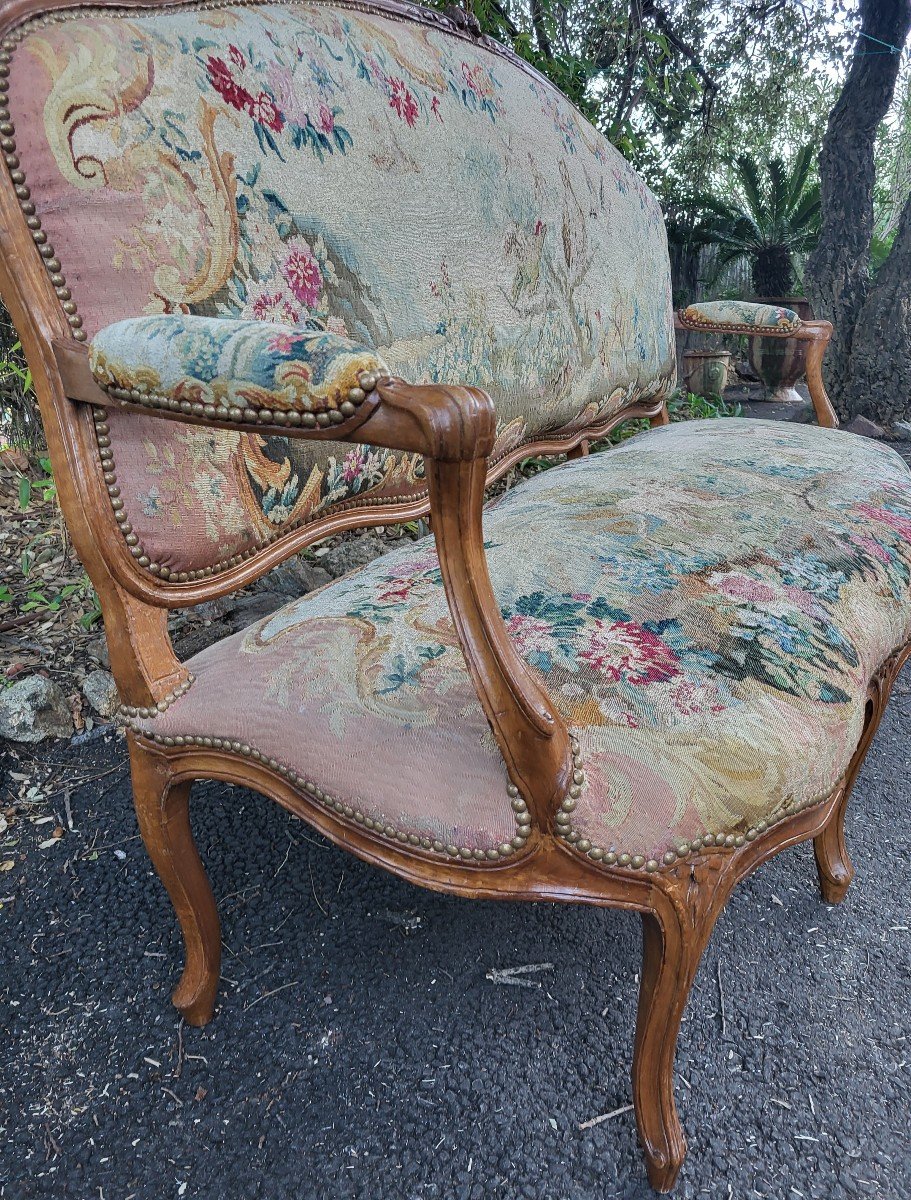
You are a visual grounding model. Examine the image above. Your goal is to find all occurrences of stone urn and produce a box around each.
[748,296,813,403]
[682,349,734,399]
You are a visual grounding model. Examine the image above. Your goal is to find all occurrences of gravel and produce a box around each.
[1,673,910,1199]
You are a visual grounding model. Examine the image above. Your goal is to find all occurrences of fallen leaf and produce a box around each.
[39,837,62,850]
[0,860,14,872]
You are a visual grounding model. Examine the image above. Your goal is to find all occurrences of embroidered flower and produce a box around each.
[709,571,778,605]
[669,678,727,717]
[340,448,367,486]
[243,286,301,325]
[850,531,891,564]
[267,331,303,355]
[579,620,681,685]
[138,484,162,518]
[206,55,254,114]
[282,239,323,308]
[318,102,335,134]
[856,501,911,540]
[505,614,558,657]
[228,44,246,69]
[389,78,419,127]
[250,91,285,131]
[462,62,493,99]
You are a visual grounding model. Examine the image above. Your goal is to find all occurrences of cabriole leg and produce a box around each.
[633,899,716,1192]
[814,788,854,904]
[128,733,221,1025]
[814,671,896,905]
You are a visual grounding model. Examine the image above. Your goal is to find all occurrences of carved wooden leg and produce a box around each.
[633,898,716,1192]
[128,734,221,1025]
[567,438,589,459]
[649,403,670,427]
[814,787,854,904]
[814,667,896,904]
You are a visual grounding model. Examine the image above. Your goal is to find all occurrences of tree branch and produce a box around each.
[530,0,553,58]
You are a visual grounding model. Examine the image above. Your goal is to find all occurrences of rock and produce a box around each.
[222,591,287,629]
[844,414,884,439]
[0,675,74,742]
[269,557,333,598]
[81,668,120,719]
[320,533,387,578]
[891,420,911,441]
[88,639,110,669]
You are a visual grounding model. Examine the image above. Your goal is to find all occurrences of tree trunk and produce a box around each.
[846,188,911,424]
[804,0,911,420]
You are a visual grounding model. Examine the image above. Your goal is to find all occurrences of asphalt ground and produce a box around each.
[1,669,910,1200]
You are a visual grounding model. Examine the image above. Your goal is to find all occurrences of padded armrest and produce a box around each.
[89,314,389,429]
[678,300,802,335]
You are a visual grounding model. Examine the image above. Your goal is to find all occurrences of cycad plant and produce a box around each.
[701,145,822,298]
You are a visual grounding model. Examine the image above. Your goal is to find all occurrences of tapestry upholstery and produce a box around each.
[90,314,386,421]
[679,300,801,334]
[7,1,676,577]
[134,418,911,866]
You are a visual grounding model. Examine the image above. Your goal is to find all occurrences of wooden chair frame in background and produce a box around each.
[0,0,894,1189]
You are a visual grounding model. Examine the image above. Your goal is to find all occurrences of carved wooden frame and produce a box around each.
[0,0,902,1191]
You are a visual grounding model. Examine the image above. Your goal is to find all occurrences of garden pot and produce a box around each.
[682,349,734,399]
[748,296,814,403]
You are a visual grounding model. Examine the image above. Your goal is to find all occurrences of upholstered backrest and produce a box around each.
[4,0,674,582]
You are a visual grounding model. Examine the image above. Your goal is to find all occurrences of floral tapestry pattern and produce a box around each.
[90,314,386,416]
[137,420,911,860]
[680,300,801,331]
[9,1,674,573]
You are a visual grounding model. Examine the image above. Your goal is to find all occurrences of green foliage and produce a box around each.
[695,145,821,297]
[16,457,55,511]
[0,301,40,453]
[669,390,742,420]
[1,456,103,630]
[0,542,101,629]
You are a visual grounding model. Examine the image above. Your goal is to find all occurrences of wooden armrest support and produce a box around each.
[54,339,573,828]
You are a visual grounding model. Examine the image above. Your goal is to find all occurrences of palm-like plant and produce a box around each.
[700,145,822,298]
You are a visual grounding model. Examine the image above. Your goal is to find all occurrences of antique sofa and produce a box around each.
[2,0,911,1190]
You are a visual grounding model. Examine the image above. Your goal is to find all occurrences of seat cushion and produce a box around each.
[133,419,911,869]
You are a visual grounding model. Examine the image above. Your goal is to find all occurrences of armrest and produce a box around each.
[677,300,802,335]
[57,317,573,825]
[89,313,388,430]
[675,301,838,429]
